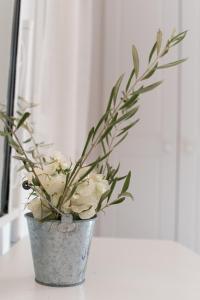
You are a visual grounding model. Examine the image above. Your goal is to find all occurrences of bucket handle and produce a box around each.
[58,214,76,233]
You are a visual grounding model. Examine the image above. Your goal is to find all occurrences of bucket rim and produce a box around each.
[24,212,97,224]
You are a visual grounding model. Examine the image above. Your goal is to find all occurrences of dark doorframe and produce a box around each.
[1,0,21,215]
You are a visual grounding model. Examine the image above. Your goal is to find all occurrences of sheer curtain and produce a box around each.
[33,0,103,161]
[33,0,80,158]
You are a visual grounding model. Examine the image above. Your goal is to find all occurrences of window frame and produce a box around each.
[0,0,21,215]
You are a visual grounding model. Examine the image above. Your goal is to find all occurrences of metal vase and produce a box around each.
[25,213,96,287]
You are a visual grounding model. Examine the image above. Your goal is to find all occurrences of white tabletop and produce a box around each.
[0,237,200,300]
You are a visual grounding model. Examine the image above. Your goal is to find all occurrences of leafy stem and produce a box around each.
[61,29,187,209]
[0,29,187,219]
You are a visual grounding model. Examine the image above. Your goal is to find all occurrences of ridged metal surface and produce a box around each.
[26,213,96,287]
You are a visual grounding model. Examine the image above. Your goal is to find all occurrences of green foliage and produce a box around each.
[156,29,163,54]
[157,58,188,69]
[16,112,31,129]
[149,42,157,63]
[0,28,187,219]
[69,28,187,213]
[132,45,139,78]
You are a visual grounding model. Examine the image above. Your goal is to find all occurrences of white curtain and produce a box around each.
[33,0,103,161]
[33,0,79,159]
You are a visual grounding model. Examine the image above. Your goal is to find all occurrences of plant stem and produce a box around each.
[5,117,62,216]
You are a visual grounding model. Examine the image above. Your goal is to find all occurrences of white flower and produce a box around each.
[28,167,66,199]
[26,152,110,220]
[27,152,68,199]
[61,169,109,219]
[79,207,96,219]
[51,151,68,170]
[27,198,51,220]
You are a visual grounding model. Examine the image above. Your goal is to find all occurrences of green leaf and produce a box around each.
[120,93,139,110]
[67,183,79,200]
[113,132,128,148]
[120,192,134,200]
[98,165,104,174]
[68,158,82,182]
[125,69,135,92]
[121,171,131,193]
[117,119,139,137]
[105,134,110,146]
[101,140,106,155]
[124,106,139,120]
[149,42,157,63]
[113,74,124,105]
[116,106,139,124]
[116,175,127,182]
[78,164,97,183]
[0,111,5,119]
[99,124,114,142]
[13,155,27,162]
[81,127,95,157]
[8,136,23,155]
[109,163,120,182]
[106,74,124,114]
[32,177,40,186]
[132,45,139,78]
[156,29,162,54]
[138,81,163,94]
[160,43,170,57]
[93,114,106,137]
[0,130,8,137]
[23,137,32,143]
[89,151,112,166]
[109,197,126,206]
[16,112,31,129]
[96,190,111,212]
[170,30,187,46]
[107,178,117,201]
[142,63,158,80]
[157,58,187,69]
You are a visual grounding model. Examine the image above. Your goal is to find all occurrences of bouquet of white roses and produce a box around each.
[0,29,187,221]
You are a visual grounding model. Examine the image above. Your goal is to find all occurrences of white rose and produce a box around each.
[27,158,66,205]
[76,179,96,197]
[51,151,68,170]
[39,173,66,195]
[63,170,109,219]
[79,207,96,219]
[27,198,51,220]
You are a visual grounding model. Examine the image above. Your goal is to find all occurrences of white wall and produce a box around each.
[177,0,200,252]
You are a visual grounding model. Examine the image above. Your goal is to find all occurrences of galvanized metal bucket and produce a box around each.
[25,213,96,287]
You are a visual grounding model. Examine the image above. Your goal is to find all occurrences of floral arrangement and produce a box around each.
[0,29,187,221]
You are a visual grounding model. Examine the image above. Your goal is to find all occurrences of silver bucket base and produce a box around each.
[26,213,96,287]
[35,278,85,287]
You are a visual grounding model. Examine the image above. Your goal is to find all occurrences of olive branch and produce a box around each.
[0,29,187,218]
[58,29,187,212]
